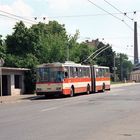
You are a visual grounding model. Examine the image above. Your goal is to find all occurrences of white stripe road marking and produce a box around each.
[41,99,88,112]
[41,107,59,112]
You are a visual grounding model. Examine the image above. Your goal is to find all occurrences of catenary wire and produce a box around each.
[0,10,37,24]
[87,0,133,31]
[103,0,133,21]
[0,13,34,25]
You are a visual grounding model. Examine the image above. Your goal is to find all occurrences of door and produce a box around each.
[2,75,9,96]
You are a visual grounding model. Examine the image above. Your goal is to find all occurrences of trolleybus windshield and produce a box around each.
[36,67,64,82]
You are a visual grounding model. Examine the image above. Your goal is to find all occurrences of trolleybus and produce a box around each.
[35,61,110,96]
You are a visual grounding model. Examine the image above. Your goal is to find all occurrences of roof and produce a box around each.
[37,61,90,68]
[1,67,30,71]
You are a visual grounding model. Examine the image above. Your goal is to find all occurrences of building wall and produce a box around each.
[130,70,140,82]
[10,74,22,96]
[2,68,28,96]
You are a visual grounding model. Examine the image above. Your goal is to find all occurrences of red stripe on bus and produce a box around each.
[96,85,110,91]
[63,87,88,95]
[64,77,91,83]
[36,77,91,84]
[95,77,110,81]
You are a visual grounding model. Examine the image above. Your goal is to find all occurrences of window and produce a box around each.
[15,75,22,89]
[70,67,74,77]
[78,67,82,77]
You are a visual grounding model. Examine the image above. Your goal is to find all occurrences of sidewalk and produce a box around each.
[0,82,140,104]
[0,94,36,104]
[111,82,140,88]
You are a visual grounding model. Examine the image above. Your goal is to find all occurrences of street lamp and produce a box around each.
[0,58,4,103]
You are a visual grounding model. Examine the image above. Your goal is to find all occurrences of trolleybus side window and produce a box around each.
[82,67,89,77]
[64,66,69,78]
[70,67,74,77]
[78,67,82,77]
[104,68,110,77]
[96,68,103,77]
[95,68,98,77]
[74,67,78,77]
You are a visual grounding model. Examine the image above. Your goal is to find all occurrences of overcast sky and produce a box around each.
[1,0,140,62]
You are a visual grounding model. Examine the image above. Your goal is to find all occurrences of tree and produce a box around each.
[115,53,133,81]
[29,21,69,63]
[0,35,6,60]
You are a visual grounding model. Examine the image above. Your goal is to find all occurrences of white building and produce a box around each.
[1,67,29,96]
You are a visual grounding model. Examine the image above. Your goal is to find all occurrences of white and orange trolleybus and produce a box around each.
[35,61,110,96]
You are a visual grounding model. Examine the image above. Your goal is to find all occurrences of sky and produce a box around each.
[0,0,140,62]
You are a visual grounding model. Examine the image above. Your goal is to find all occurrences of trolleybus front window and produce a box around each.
[36,67,64,82]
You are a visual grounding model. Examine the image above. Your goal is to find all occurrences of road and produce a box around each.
[0,83,140,140]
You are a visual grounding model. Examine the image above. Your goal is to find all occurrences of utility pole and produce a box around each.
[67,43,69,61]
[0,58,4,103]
[120,54,123,81]
[113,53,117,82]
[134,21,139,65]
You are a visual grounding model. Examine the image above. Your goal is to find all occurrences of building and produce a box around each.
[130,63,140,82]
[85,39,99,48]
[0,67,29,96]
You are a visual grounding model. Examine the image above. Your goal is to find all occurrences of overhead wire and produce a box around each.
[0,9,37,24]
[103,0,133,21]
[87,0,134,31]
[35,11,140,19]
[0,13,32,24]
[103,0,139,30]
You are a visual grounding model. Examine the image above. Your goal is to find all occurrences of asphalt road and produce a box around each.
[0,83,140,140]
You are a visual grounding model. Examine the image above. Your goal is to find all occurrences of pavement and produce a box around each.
[0,94,36,104]
[0,82,139,104]
[110,81,138,88]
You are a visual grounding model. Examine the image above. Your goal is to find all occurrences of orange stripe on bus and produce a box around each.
[95,77,110,81]
[63,87,88,95]
[64,77,91,83]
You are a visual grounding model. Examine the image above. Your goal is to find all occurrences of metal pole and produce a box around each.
[0,64,2,103]
[113,54,116,82]
[0,58,4,103]
[67,43,69,61]
[0,68,2,102]
[134,21,139,64]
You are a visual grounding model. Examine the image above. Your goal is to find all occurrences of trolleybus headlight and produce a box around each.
[37,88,42,91]
[56,87,61,90]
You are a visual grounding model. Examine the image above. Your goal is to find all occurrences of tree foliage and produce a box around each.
[114,53,133,81]
[0,35,6,59]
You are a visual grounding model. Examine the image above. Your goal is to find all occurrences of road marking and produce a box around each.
[41,107,59,112]
[41,99,88,112]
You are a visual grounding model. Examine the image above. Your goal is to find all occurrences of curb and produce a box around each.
[111,82,140,88]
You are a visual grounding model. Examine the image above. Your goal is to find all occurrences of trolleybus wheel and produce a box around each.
[102,83,105,92]
[87,85,90,94]
[70,87,74,97]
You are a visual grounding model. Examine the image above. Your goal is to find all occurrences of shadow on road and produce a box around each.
[21,92,92,101]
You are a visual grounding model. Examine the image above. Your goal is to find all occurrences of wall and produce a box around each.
[2,68,28,96]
